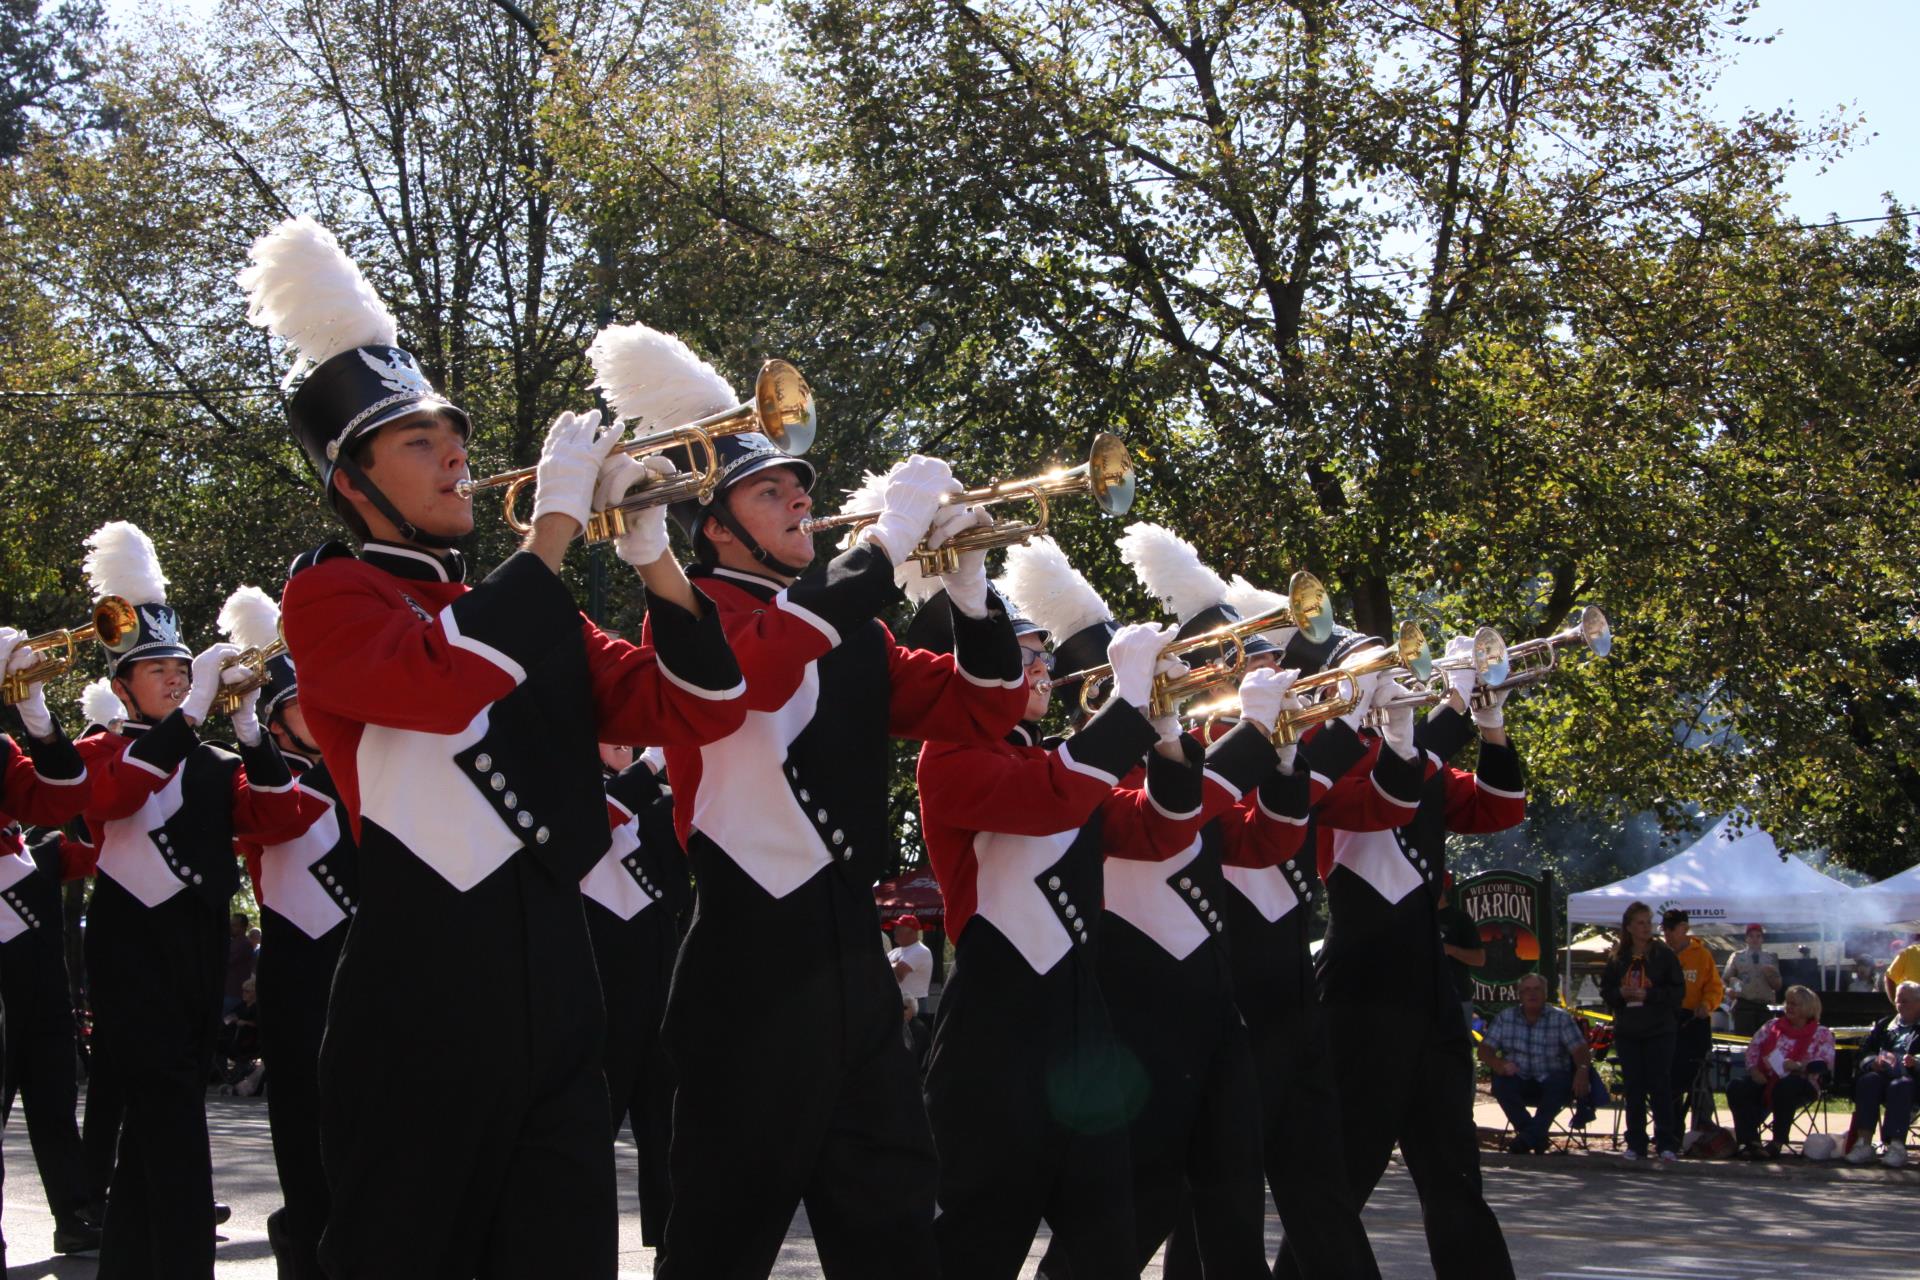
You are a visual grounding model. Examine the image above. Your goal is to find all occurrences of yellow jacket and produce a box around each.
[1675,938,1725,1015]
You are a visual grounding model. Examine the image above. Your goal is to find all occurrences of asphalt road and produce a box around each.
[2,1095,1917,1277]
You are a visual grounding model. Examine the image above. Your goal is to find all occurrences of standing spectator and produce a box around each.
[223,912,256,1017]
[1845,980,1919,1168]
[1477,974,1595,1153]
[1437,876,1485,1032]
[888,915,934,1018]
[1726,985,1835,1159]
[1663,909,1724,1135]
[1601,900,1685,1161]
[1884,934,1920,1006]
[1724,923,1783,1034]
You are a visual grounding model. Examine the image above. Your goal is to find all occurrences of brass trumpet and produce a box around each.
[211,636,289,717]
[1364,625,1509,724]
[1261,621,1433,745]
[1471,605,1610,706]
[1076,572,1333,719]
[798,433,1136,575]
[2,597,139,705]
[457,359,816,539]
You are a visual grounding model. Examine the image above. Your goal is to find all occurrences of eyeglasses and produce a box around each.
[1019,646,1055,674]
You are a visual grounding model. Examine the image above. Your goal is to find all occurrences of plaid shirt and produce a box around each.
[1484,1005,1586,1081]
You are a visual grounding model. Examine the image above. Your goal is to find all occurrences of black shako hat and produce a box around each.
[257,652,300,727]
[668,431,817,544]
[287,345,469,488]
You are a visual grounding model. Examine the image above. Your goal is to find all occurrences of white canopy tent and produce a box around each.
[1851,862,1920,928]
[1566,817,1861,989]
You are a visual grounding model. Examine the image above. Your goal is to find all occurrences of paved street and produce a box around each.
[3,1093,1918,1277]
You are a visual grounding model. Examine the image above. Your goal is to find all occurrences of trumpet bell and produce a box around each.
[1470,625,1510,686]
[1395,620,1434,682]
[1085,433,1135,516]
[1287,571,1335,645]
[1578,605,1612,658]
[754,359,816,456]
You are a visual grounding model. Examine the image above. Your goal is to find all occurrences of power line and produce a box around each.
[0,385,280,400]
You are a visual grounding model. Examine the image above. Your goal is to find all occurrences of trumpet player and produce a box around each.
[241,221,749,1280]
[575,330,1029,1278]
[71,522,312,1280]
[0,627,97,1269]
[913,538,1168,1278]
[1303,631,1524,1280]
[1158,585,1426,1280]
[220,586,357,1280]
[1040,523,1292,1280]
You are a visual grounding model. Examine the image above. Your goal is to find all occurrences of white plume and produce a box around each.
[836,462,942,603]
[1001,537,1111,641]
[79,678,126,729]
[218,585,281,652]
[238,216,399,388]
[1117,522,1228,624]
[1225,574,1299,649]
[83,521,168,606]
[587,324,737,433]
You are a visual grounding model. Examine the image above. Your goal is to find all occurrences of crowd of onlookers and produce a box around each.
[1476,906,1920,1168]
[215,911,265,1095]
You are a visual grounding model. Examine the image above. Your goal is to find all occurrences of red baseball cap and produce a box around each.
[893,914,923,931]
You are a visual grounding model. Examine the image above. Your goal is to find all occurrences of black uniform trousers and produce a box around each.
[0,928,91,1234]
[1324,998,1514,1280]
[1039,918,1268,1279]
[257,908,345,1280]
[658,851,938,1280]
[1165,1000,1377,1280]
[85,877,224,1280]
[585,897,677,1248]
[924,924,1135,1279]
[318,844,615,1280]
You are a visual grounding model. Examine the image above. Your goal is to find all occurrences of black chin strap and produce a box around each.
[335,454,463,550]
[707,500,810,578]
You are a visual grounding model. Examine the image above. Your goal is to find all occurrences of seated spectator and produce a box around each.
[1478,974,1598,1153]
[217,976,264,1095]
[1846,979,1920,1168]
[1726,984,1835,1159]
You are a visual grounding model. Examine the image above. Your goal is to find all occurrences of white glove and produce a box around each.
[222,665,264,746]
[1337,670,1383,734]
[1375,678,1418,760]
[182,643,242,724]
[531,409,623,530]
[855,456,955,566]
[927,503,991,618]
[594,453,676,566]
[639,746,667,776]
[1236,667,1299,735]
[1473,680,1510,731]
[1441,634,1480,712]
[1106,622,1172,712]
[1276,741,1298,774]
[1150,710,1184,745]
[0,629,53,739]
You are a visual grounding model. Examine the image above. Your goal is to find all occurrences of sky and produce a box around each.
[99,0,1917,228]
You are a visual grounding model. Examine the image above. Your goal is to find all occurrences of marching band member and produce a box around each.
[221,587,352,1280]
[0,629,98,1268]
[1160,580,1418,1280]
[584,742,688,1250]
[1033,523,1291,1280]
[1303,633,1525,1280]
[73,522,310,1280]
[240,219,748,1279]
[583,323,1028,1276]
[913,537,1164,1278]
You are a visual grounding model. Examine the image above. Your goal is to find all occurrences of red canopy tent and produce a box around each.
[874,869,944,926]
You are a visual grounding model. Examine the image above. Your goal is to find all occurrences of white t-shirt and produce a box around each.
[889,940,933,1000]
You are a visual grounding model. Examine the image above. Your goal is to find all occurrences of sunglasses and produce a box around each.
[1019,646,1055,674]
